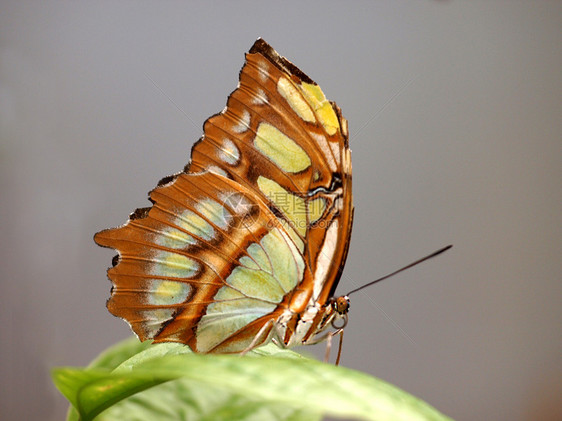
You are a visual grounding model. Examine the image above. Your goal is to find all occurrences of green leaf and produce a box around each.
[52,337,452,421]
[60,337,155,421]
[94,379,317,421]
[87,336,154,370]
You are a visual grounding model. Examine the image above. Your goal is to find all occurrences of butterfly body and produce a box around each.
[95,39,353,354]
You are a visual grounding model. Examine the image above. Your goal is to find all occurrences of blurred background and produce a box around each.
[1,1,560,420]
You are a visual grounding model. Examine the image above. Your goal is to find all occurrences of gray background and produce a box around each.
[1,1,561,420]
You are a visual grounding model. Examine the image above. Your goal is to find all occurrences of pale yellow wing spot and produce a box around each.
[277,77,315,123]
[195,198,230,230]
[254,123,311,173]
[147,280,192,306]
[299,82,339,136]
[153,227,197,249]
[227,266,286,302]
[149,251,200,278]
[260,227,305,294]
[175,210,215,241]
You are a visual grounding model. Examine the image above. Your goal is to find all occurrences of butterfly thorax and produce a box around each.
[274,295,350,348]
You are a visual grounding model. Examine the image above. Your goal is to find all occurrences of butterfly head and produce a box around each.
[333,295,350,315]
[327,295,350,330]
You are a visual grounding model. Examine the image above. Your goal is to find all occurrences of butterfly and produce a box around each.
[94,38,354,355]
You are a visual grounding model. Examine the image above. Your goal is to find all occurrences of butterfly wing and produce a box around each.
[95,39,353,353]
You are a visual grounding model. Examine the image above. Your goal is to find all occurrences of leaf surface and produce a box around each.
[52,338,451,421]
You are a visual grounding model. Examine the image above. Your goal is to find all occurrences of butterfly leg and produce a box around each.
[240,319,275,356]
[324,331,335,363]
[259,321,291,349]
[322,329,344,365]
[304,328,345,365]
[323,329,343,364]
[270,323,290,349]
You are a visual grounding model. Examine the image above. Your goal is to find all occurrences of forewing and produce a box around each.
[187,39,353,304]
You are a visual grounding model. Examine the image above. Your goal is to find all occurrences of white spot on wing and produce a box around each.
[329,141,341,165]
[257,60,269,82]
[207,165,229,178]
[252,88,268,105]
[311,132,337,171]
[312,221,339,300]
[141,309,174,337]
[218,138,240,165]
[220,192,253,216]
[232,109,250,133]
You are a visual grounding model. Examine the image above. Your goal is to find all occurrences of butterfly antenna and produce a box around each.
[346,245,452,296]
